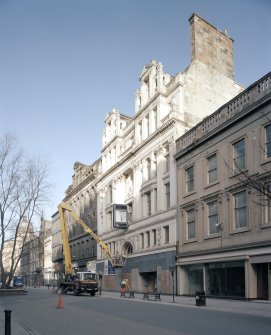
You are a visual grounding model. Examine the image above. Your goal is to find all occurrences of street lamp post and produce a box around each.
[169,266,175,303]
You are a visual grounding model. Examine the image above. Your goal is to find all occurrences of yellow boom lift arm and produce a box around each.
[58,202,114,275]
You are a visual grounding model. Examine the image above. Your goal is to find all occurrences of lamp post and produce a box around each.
[169,266,175,303]
[99,272,103,295]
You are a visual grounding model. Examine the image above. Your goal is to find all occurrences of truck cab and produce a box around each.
[75,271,98,296]
[60,271,98,296]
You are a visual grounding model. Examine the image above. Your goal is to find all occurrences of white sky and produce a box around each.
[1,0,271,222]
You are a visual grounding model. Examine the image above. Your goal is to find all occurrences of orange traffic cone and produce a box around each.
[56,293,64,309]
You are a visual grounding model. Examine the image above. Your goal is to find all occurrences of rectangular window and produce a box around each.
[265,124,271,158]
[107,185,113,204]
[146,192,151,216]
[233,139,245,171]
[146,114,150,137]
[187,208,195,239]
[112,241,116,255]
[107,211,112,228]
[152,229,157,246]
[266,183,271,223]
[139,121,142,141]
[186,166,194,192]
[140,233,144,249]
[146,231,150,247]
[154,188,157,213]
[208,201,219,234]
[127,203,133,224]
[164,225,169,244]
[164,145,170,173]
[147,159,151,180]
[165,183,170,209]
[154,157,157,178]
[153,108,157,131]
[207,154,217,184]
[165,154,170,173]
[234,191,247,228]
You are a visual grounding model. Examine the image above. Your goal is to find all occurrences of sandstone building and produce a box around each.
[51,160,100,282]
[175,72,271,299]
[94,14,243,292]
[20,218,51,286]
[51,14,244,294]
[52,14,249,293]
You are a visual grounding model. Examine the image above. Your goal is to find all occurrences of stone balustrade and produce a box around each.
[176,73,271,151]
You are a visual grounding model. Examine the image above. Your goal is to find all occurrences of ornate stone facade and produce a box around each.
[94,14,243,293]
[52,14,244,294]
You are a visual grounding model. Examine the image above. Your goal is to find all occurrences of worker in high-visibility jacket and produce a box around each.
[120,279,127,294]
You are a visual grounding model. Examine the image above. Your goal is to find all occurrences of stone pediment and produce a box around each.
[140,60,158,79]
[73,161,82,170]
[73,161,89,170]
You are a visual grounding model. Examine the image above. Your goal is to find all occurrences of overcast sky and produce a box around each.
[1,0,270,221]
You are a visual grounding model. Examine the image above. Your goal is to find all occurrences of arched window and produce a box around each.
[122,241,133,255]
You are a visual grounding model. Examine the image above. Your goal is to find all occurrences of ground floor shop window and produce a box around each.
[181,262,245,298]
[207,262,245,297]
[256,263,269,300]
[182,265,203,295]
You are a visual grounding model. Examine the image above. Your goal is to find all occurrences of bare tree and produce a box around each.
[228,167,271,204]
[242,110,271,202]
[225,138,271,208]
[0,134,51,287]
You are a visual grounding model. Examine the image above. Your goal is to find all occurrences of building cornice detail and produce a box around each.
[63,173,96,201]
[176,240,271,260]
[97,117,182,184]
[175,73,271,159]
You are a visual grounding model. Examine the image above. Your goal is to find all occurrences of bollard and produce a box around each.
[4,310,11,335]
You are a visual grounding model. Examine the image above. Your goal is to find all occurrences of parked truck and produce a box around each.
[58,271,98,296]
[57,202,114,296]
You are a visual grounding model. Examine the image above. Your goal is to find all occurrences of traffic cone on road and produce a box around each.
[56,293,64,309]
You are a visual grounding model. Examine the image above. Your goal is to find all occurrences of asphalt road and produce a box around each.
[1,288,271,335]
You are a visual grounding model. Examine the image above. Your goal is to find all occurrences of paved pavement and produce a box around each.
[1,287,270,334]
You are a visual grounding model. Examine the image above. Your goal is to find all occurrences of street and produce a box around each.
[0,288,271,335]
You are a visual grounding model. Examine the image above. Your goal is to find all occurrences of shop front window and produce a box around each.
[207,262,245,297]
